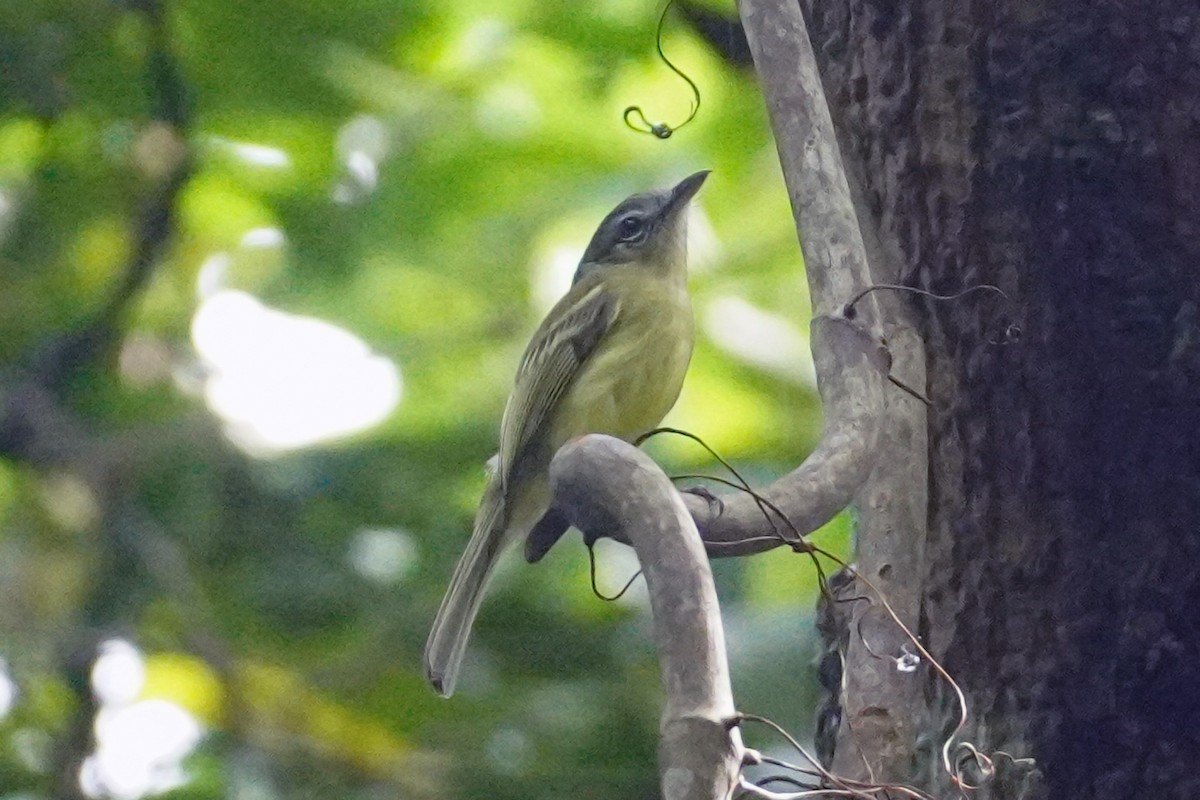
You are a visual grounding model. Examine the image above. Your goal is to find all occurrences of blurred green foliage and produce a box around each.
[0,0,845,797]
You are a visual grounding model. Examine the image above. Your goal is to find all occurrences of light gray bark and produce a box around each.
[550,434,743,800]
[735,0,932,783]
[681,0,891,555]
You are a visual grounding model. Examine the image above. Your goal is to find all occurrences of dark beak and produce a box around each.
[664,170,710,215]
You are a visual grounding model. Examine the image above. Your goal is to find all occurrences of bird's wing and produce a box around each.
[496,280,619,490]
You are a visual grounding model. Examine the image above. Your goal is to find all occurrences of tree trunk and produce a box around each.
[803,2,1200,798]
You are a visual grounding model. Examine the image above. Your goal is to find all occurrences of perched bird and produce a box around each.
[424,171,708,697]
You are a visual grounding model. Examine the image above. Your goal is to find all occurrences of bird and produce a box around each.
[423,171,709,697]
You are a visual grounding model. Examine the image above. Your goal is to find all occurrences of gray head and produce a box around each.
[573,170,709,283]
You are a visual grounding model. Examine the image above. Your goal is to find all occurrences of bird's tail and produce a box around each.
[424,478,508,697]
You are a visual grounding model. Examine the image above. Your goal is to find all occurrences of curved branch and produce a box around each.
[684,313,888,556]
[666,0,889,555]
[736,0,931,778]
[550,435,743,800]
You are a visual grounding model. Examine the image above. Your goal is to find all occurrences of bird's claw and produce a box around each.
[681,485,725,517]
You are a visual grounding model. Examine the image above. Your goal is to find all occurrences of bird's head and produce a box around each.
[574,170,709,282]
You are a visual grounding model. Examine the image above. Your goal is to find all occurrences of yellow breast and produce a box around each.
[550,272,694,449]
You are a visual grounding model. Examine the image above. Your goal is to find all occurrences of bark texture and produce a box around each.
[801,2,1200,798]
[550,435,743,800]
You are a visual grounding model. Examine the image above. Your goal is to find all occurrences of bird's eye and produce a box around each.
[617,215,645,242]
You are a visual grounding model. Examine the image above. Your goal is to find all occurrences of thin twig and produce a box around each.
[843,283,1009,320]
[757,755,824,781]
[587,544,643,601]
[623,0,701,138]
[805,544,981,790]
[756,775,820,791]
[734,713,876,800]
[669,472,806,550]
[887,374,932,406]
[663,430,1011,791]
[739,781,868,800]
[641,427,808,549]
